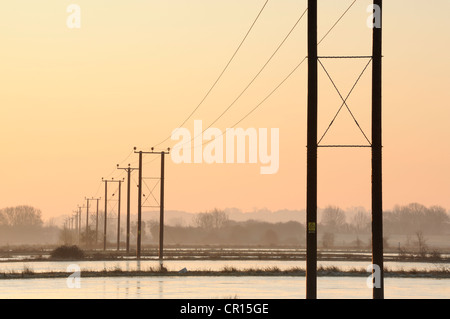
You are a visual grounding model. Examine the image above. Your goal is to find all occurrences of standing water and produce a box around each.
[0,260,448,299]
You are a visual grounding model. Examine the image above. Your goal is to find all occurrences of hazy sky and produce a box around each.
[1,0,449,220]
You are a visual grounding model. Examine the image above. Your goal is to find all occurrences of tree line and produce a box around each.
[0,203,448,247]
[319,203,449,235]
[0,206,59,244]
[144,204,449,247]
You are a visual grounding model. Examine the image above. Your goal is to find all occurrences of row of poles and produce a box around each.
[66,148,170,263]
[64,0,385,299]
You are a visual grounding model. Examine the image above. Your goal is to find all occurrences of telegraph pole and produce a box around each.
[72,210,78,243]
[306,0,318,300]
[78,206,81,241]
[84,197,100,248]
[116,180,122,251]
[103,179,108,251]
[95,197,100,246]
[117,163,139,253]
[159,151,166,263]
[77,205,85,245]
[85,197,90,247]
[371,0,384,299]
[137,151,143,259]
[102,178,123,251]
[134,147,170,261]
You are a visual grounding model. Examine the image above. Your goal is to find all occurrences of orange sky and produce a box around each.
[0,0,449,220]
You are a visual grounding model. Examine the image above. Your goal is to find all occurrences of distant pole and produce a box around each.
[306,0,318,300]
[85,198,90,247]
[371,0,384,299]
[103,180,108,251]
[78,206,82,244]
[117,180,122,251]
[72,212,77,242]
[126,168,131,253]
[117,163,139,253]
[95,198,99,246]
[137,151,143,259]
[159,151,165,263]
[73,211,78,243]
[102,178,123,252]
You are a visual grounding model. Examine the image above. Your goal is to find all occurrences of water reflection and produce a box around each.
[158,280,163,299]
[136,260,141,272]
[0,276,448,299]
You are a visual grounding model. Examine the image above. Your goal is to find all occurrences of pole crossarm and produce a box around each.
[317,55,372,59]
[317,145,372,148]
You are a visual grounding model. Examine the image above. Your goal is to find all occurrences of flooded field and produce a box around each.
[1,247,448,299]
[1,275,449,299]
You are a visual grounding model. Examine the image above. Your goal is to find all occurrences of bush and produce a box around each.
[50,245,84,260]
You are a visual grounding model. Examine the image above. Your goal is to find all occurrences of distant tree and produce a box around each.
[194,208,229,230]
[415,231,428,258]
[147,219,159,242]
[0,211,6,226]
[0,206,43,227]
[320,206,346,231]
[193,212,213,229]
[384,203,450,235]
[426,206,449,233]
[351,211,370,234]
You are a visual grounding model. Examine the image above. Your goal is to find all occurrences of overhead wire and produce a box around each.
[81,0,360,210]
[179,0,359,150]
[317,0,357,46]
[153,0,270,148]
[221,0,360,133]
[170,7,308,151]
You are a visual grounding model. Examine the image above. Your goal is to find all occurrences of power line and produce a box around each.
[174,0,358,151]
[196,56,307,149]
[317,0,357,46]
[170,7,308,151]
[153,0,270,148]
[93,150,133,198]
[81,0,360,227]
[200,7,308,133]
[223,0,359,129]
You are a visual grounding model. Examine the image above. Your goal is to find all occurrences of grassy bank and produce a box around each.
[1,265,449,280]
